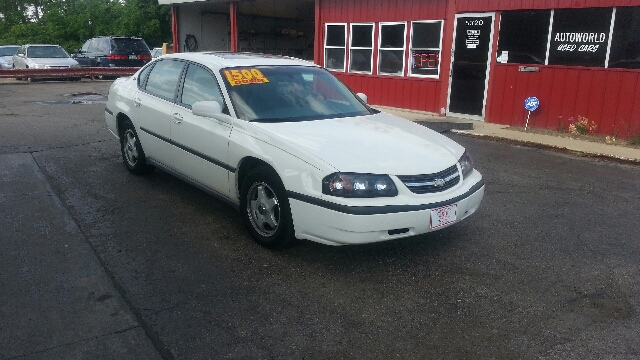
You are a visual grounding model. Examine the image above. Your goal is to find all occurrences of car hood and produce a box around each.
[27,57,78,67]
[250,112,464,175]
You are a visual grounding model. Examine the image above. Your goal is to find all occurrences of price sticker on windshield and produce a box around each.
[223,69,269,86]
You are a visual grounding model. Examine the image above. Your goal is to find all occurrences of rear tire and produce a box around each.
[120,119,154,175]
[240,167,297,249]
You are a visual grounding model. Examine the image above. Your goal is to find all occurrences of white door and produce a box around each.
[170,63,234,198]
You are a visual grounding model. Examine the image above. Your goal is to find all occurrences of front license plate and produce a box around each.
[430,204,458,229]
[129,55,138,59]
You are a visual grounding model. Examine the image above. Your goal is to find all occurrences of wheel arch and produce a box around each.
[235,156,277,197]
[115,112,132,138]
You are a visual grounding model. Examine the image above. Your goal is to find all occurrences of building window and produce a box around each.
[378,22,406,76]
[349,23,374,74]
[409,20,443,77]
[548,8,613,67]
[325,23,346,72]
[608,6,640,69]
[497,10,551,65]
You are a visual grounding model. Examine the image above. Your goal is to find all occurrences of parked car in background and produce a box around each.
[12,44,81,81]
[72,36,152,67]
[12,44,80,69]
[0,45,20,70]
[105,52,485,249]
[151,47,162,58]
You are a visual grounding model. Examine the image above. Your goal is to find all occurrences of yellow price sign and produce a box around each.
[223,68,269,86]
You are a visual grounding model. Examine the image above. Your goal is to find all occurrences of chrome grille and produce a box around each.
[397,165,460,194]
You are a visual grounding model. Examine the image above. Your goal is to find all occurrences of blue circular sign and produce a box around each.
[525,97,539,111]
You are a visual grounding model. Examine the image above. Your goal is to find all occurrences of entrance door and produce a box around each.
[447,13,495,120]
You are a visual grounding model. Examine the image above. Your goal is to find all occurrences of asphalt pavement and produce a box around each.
[1,86,639,359]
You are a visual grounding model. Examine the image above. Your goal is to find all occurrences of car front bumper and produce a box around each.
[289,173,485,246]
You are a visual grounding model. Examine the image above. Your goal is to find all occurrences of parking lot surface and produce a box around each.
[1,81,639,359]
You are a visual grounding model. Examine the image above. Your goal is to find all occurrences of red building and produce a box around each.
[162,0,640,138]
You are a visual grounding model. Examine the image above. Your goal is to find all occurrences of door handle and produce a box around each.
[172,113,183,124]
[133,98,141,107]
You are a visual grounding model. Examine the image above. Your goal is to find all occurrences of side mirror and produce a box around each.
[356,93,368,104]
[192,101,233,123]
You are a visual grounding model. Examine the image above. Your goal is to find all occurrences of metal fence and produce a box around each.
[0,67,139,80]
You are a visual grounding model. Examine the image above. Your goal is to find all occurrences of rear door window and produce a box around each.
[96,39,109,53]
[144,59,185,100]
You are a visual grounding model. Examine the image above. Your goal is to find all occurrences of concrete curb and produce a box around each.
[450,129,640,166]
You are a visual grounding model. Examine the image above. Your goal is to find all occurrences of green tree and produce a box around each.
[0,0,171,52]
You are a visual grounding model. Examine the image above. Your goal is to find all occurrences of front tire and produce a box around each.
[240,167,297,249]
[120,119,154,175]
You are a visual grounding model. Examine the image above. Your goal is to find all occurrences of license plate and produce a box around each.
[129,55,138,59]
[430,204,457,229]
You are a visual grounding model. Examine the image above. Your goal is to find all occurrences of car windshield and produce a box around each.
[222,66,373,122]
[0,46,19,57]
[26,46,69,58]
[111,38,149,52]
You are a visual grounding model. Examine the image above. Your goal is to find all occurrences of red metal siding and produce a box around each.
[486,65,640,137]
[316,0,640,136]
[340,75,443,113]
[456,0,640,11]
[321,0,448,22]
[319,0,449,113]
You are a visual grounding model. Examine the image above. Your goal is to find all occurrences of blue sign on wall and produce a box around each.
[525,96,539,111]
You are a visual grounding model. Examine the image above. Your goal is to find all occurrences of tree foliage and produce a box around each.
[0,0,171,52]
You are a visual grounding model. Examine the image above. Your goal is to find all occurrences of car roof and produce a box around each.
[0,45,19,48]
[94,36,144,40]
[24,44,62,47]
[161,52,317,69]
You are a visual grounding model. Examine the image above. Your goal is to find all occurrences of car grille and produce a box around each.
[397,165,460,194]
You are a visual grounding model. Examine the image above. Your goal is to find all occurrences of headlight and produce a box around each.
[32,64,46,69]
[322,173,398,198]
[458,151,474,179]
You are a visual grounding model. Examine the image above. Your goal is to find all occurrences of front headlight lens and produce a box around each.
[322,173,398,198]
[458,151,474,179]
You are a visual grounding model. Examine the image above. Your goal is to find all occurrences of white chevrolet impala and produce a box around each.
[105,52,484,248]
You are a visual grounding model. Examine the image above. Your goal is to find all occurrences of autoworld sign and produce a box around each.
[548,8,613,67]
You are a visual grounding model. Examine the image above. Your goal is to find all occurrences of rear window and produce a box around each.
[110,38,150,53]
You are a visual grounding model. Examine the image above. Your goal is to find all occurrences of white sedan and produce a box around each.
[105,52,484,248]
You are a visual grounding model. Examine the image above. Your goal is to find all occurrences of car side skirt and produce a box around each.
[147,158,240,210]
